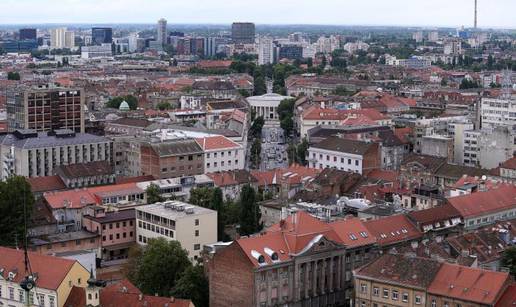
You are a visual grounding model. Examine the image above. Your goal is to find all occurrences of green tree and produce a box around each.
[501,246,516,278]
[277,98,296,137]
[172,265,209,307]
[250,138,262,169]
[459,78,480,89]
[0,176,35,247]
[126,238,191,297]
[249,116,264,139]
[106,95,138,110]
[296,138,309,166]
[239,185,262,236]
[157,102,172,110]
[238,89,250,98]
[440,78,448,86]
[189,187,213,209]
[7,71,20,80]
[333,86,355,96]
[145,183,163,204]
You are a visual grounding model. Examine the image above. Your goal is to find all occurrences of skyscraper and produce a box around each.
[231,22,255,44]
[50,28,75,49]
[91,27,113,45]
[258,37,274,65]
[157,18,167,46]
[19,28,37,40]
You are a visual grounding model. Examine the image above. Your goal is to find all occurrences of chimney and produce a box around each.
[139,294,143,301]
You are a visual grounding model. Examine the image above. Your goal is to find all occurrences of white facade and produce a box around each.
[258,37,275,65]
[0,279,57,307]
[81,44,112,59]
[307,147,363,174]
[480,97,516,129]
[412,31,423,43]
[343,41,369,54]
[204,144,245,173]
[50,28,75,49]
[135,201,217,260]
[247,93,291,123]
[428,31,439,42]
[444,40,462,55]
[157,18,167,46]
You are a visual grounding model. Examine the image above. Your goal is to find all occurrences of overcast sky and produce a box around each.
[0,0,514,28]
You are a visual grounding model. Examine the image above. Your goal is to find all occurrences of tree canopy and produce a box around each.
[7,71,20,80]
[239,184,262,236]
[145,183,163,204]
[0,176,34,247]
[106,95,139,110]
[501,246,516,279]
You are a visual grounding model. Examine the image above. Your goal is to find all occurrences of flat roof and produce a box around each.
[136,201,216,219]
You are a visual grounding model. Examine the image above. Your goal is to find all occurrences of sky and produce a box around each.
[0,0,515,29]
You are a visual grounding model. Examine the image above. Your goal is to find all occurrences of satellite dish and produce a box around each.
[481,175,487,181]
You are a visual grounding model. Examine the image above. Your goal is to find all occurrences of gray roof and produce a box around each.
[145,138,203,157]
[0,132,110,149]
[311,137,375,155]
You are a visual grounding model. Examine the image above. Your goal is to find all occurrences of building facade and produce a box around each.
[231,22,255,44]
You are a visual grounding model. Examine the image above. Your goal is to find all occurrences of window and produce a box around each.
[130,231,133,237]
[49,296,55,307]
[383,288,389,298]
[444,302,449,307]
[37,294,45,306]
[355,160,359,166]
[76,239,81,246]
[360,301,366,307]
[19,289,25,303]
[195,230,199,237]
[195,219,199,226]
[373,287,379,296]
[123,232,127,238]
[431,299,436,307]
[392,290,398,300]
[8,287,14,300]
[360,283,367,293]
[123,221,126,227]
[194,244,201,250]
[109,234,113,240]
[116,233,120,239]
[415,295,422,305]
[402,293,409,302]
[348,159,351,165]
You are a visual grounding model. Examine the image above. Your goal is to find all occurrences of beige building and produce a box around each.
[135,200,217,260]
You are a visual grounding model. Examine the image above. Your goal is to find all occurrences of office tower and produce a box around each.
[50,28,75,49]
[231,22,255,44]
[128,33,138,52]
[412,31,423,43]
[157,18,167,46]
[204,37,219,58]
[258,37,274,65]
[19,28,37,40]
[428,31,439,42]
[91,27,113,45]
[7,84,85,133]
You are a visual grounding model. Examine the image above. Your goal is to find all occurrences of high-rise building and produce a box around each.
[428,31,439,42]
[204,37,221,58]
[7,84,85,133]
[19,28,37,40]
[50,27,75,49]
[231,22,255,44]
[412,31,424,43]
[258,37,275,65]
[157,18,167,46]
[91,27,112,45]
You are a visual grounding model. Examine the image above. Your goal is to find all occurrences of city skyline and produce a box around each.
[0,0,515,29]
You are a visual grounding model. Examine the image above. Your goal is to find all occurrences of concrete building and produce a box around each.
[443,39,462,55]
[91,27,112,45]
[480,97,516,129]
[81,44,112,59]
[7,84,85,133]
[258,37,275,65]
[0,129,112,179]
[412,31,424,42]
[50,27,75,49]
[195,135,245,173]
[462,129,480,167]
[478,126,516,169]
[231,22,255,44]
[307,137,380,174]
[420,135,453,161]
[428,31,439,42]
[136,175,214,201]
[136,201,217,260]
[448,120,474,164]
[157,18,167,46]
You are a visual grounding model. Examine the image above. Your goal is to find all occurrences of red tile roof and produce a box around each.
[363,214,423,246]
[428,263,510,305]
[0,246,77,290]
[500,156,516,170]
[447,184,516,218]
[251,164,320,187]
[195,135,240,151]
[65,279,193,307]
[27,175,66,193]
[302,106,388,121]
[206,170,257,187]
[495,284,516,307]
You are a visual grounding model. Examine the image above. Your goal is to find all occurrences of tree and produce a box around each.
[238,89,250,98]
[249,116,264,139]
[440,78,448,86]
[172,265,209,307]
[157,102,172,110]
[250,138,262,169]
[239,184,262,236]
[501,246,516,278]
[0,176,35,247]
[126,238,191,297]
[106,95,138,110]
[7,71,20,80]
[189,187,213,209]
[145,183,163,204]
[296,138,309,166]
[333,86,355,96]
[459,78,480,89]
[277,98,296,137]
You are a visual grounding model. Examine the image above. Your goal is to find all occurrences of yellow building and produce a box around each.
[0,246,90,307]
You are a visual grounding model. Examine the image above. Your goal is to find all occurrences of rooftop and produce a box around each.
[136,201,216,219]
[447,184,516,218]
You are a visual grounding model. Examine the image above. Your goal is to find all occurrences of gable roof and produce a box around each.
[0,246,77,290]
[428,263,510,305]
[195,135,240,151]
[363,214,423,247]
[311,137,376,156]
[447,184,516,218]
[27,175,66,193]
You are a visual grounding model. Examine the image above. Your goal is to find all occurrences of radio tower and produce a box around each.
[474,0,478,29]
